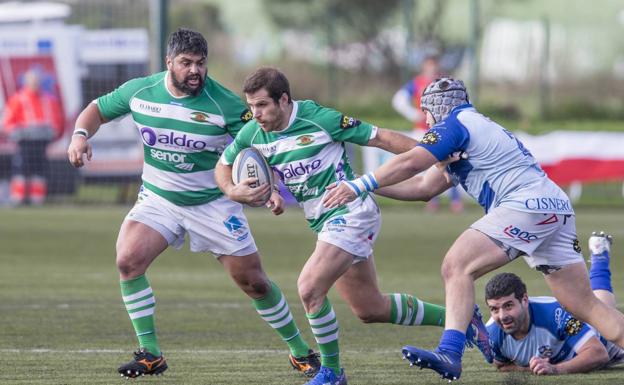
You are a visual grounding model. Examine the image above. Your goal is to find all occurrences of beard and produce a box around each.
[170,70,205,96]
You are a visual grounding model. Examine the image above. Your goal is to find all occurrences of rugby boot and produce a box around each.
[289,349,321,377]
[118,348,167,378]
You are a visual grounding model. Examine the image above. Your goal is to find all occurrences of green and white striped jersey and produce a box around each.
[96,71,251,206]
[222,100,377,232]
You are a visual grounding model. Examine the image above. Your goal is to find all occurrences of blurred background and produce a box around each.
[0,0,623,207]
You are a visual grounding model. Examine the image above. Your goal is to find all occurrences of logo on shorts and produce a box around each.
[223,215,249,241]
[503,225,538,243]
[538,345,553,358]
[565,317,583,336]
[573,238,582,253]
[326,216,347,232]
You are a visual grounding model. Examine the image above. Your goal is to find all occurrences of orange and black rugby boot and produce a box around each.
[118,348,167,378]
[289,349,321,377]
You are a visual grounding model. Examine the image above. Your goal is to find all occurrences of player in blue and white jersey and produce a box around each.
[486,232,624,375]
[323,78,624,381]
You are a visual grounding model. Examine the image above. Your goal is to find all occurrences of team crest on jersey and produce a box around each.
[190,111,210,123]
[572,238,582,253]
[340,115,361,129]
[240,109,253,123]
[565,317,582,336]
[421,131,440,145]
[296,134,315,146]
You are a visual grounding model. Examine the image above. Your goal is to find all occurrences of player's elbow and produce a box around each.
[590,346,610,369]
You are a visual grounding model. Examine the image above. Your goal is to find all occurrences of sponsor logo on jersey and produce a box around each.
[280,159,322,179]
[421,130,440,145]
[340,115,361,129]
[175,163,195,171]
[138,102,162,114]
[140,127,210,150]
[254,143,278,156]
[288,183,318,197]
[564,317,582,336]
[524,198,571,212]
[554,307,563,325]
[150,148,188,163]
[503,225,538,243]
[240,109,253,123]
[223,215,249,241]
[295,135,315,146]
[190,111,210,122]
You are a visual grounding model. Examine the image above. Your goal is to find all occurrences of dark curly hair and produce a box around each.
[485,272,527,302]
[166,28,208,59]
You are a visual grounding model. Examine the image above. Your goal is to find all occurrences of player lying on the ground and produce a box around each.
[215,67,491,385]
[485,232,624,375]
[323,77,624,382]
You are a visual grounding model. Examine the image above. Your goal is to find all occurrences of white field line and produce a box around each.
[0,348,399,355]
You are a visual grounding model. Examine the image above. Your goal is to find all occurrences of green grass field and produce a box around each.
[1,206,623,384]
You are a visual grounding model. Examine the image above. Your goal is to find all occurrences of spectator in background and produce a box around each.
[391,55,463,213]
[2,68,64,205]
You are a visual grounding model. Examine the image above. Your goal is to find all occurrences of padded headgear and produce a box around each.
[420,78,469,123]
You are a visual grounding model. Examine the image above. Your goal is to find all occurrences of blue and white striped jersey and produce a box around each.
[417,105,574,214]
[486,296,595,367]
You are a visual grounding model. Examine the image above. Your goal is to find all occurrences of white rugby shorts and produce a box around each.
[125,186,257,257]
[471,206,583,270]
[318,194,381,262]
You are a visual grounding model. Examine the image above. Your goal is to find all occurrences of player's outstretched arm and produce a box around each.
[323,146,437,209]
[367,128,417,154]
[376,165,453,201]
[67,102,107,168]
[531,336,609,375]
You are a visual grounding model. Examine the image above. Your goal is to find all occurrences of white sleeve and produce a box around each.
[392,89,421,122]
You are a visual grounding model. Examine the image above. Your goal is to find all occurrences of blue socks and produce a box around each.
[438,329,465,356]
[590,250,612,292]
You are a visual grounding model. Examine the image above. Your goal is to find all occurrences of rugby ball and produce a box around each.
[232,147,274,207]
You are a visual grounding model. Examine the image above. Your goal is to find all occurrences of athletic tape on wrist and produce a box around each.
[73,128,89,137]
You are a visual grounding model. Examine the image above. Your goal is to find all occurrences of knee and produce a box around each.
[352,308,381,324]
[116,247,146,277]
[231,269,270,298]
[298,278,325,311]
[441,259,460,282]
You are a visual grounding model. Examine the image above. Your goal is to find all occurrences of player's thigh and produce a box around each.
[543,262,598,321]
[443,228,509,279]
[298,241,354,299]
[116,219,169,266]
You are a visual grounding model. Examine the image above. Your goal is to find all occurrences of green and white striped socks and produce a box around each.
[252,281,310,357]
[390,293,445,326]
[120,275,161,356]
[307,297,340,375]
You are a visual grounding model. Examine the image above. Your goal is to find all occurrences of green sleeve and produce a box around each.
[312,103,375,145]
[210,79,253,138]
[221,121,256,165]
[96,77,148,120]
